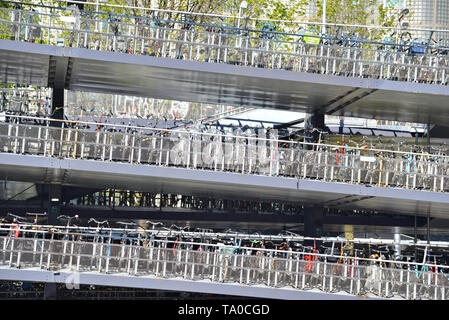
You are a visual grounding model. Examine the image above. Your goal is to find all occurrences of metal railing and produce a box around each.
[1,223,449,300]
[6,0,449,42]
[1,6,449,86]
[1,115,449,193]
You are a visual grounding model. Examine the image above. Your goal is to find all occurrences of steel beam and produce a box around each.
[0,266,381,300]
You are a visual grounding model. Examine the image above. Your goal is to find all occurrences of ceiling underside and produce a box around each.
[1,40,449,125]
[0,153,448,220]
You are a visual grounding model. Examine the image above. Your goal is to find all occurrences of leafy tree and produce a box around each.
[83,0,309,30]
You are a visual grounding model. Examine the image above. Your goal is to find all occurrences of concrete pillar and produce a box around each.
[338,116,344,135]
[51,88,64,127]
[304,112,325,146]
[44,283,57,300]
[303,206,324,243]
[48,184,62,225]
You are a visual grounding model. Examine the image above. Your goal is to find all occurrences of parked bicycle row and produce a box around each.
[0,86,52,116]
[1,218,449,299]
[1,114,443,154]
[1,116,448,192]
[1,4,449,85]
[4,1,449,52]
[71,189,303,215]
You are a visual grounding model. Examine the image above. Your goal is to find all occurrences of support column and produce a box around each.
[44,283,57,300]
[51,88,64,127]
[304,111,325,147]
[303,206,324,243]
[48,184,62,225]
[338,116,344,135]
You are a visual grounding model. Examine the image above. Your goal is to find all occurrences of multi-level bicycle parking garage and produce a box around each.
[1,0,449,300]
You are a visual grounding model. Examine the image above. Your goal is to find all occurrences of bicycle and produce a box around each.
[87,218,109,271]
[25,213,47,266]
[57,214,79,228]
[56,214,79,267]
[116,221,138,272]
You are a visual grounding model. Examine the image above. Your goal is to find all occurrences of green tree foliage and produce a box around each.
[82,0,411,38]
[84,0,309,31]
[3,0,414,44]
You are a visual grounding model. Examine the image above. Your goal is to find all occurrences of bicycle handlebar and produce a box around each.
[88,218,109,227]
[7,213,26,220]
[57,214,79,220]
[170,224,189,231]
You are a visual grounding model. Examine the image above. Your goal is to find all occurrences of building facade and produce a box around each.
[406,0,449,43]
